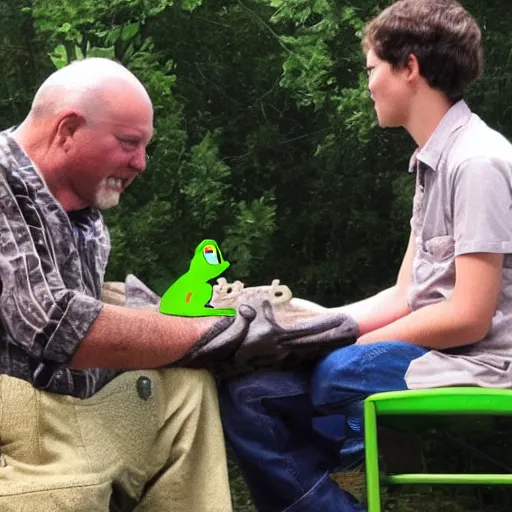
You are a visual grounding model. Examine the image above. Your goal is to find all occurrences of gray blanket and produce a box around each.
[104,276,358,377]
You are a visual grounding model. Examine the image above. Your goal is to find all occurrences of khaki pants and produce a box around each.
[0,369,233,512]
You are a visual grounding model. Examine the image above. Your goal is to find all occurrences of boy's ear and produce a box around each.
[405,53,421,82]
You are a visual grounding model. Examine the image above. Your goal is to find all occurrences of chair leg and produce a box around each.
[364,401,382,512]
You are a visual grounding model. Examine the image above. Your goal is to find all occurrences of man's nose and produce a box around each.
[130,145,147,172]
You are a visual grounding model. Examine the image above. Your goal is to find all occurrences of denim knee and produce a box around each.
[221,368,312,409]
[310,341,429,409]
[310,347,355,408]
[219,373,265,414]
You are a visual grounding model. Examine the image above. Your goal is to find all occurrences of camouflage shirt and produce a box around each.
[0,130,119,398]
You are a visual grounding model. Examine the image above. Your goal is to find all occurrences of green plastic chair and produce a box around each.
[364,387,512,511]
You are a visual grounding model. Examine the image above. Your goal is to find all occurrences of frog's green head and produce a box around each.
[189,239,230,280]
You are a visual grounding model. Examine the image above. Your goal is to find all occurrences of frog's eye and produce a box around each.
[204,245,220,265]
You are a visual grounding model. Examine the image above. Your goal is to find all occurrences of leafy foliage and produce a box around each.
[3,1,512,508]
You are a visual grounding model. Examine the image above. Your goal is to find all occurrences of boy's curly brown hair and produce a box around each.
[363,0,483,101]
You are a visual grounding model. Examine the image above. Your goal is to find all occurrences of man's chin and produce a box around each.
[93,192,121,210]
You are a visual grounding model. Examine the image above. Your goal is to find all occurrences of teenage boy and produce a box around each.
[220,0,512,510]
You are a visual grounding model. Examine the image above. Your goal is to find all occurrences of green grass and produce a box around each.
[229,457,256,512]
[230,461,512,512]
[229,417,512,511]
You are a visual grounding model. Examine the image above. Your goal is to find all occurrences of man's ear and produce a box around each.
[55,111,84,152]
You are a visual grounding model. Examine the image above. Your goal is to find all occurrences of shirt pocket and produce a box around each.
[422,234,455,262]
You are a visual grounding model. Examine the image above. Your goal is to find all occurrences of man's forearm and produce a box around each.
[356,298,490,349]
[70,304,217,370]
[330,286,411,335]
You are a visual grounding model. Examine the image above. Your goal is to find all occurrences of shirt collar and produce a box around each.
[408,99,472,173]
[3,127,33,170]
[2,129,99,222]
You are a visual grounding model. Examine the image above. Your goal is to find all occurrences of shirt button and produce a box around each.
[136,376,152,400]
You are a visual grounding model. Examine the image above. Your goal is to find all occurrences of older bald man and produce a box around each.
[0,58,232,512]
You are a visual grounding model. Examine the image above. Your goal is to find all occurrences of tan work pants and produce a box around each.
[0,369,232,512]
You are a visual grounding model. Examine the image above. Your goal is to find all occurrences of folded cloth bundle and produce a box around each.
[114,275,359,378]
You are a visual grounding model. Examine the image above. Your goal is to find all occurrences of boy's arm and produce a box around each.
[357,252,503,348]
[358,156,511,349]
[332,230,415,334]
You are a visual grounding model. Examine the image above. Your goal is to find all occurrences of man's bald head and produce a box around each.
[28,58,152,123]
[13,58,154,212]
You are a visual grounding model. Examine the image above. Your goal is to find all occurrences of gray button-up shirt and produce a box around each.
[0,130,119,398]
[405,100,512,388]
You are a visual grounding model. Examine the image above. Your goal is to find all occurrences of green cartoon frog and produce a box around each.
[159,239,236,317]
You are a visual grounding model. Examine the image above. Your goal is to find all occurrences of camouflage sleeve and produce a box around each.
[0,184,104,364]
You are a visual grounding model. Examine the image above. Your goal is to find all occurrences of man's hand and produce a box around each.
[172,297,359,377]
[192,315,226,340]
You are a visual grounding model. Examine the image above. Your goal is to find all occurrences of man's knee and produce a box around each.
[185,367,216,388]
[179,367,216,391]
[154,368,218,408]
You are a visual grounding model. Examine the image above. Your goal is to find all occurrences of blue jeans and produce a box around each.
[219,341,428,512]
